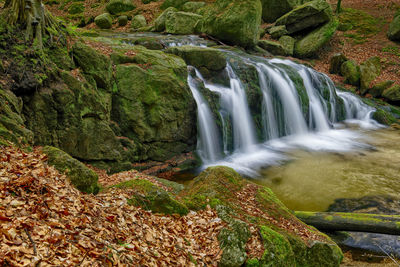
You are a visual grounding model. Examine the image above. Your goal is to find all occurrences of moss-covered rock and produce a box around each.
[388,14,400,41]
[131,14,147,29]
[360,56,381,94]
[110,46,196,162]
[165,11,202,34]
[368,80,394,98]
[181,167,343,267]
[258,40,287,56]
[329,53,348,74]
[181,1,206,13]
[154,7,178,32]
[72,42,112,90]
[294,19,338,58]
[68,3,84,14]
[106,0,135,15]
[279,35,296,56]
[268,25,288,39]
[94,13,113,29]
[340,60,360,86]
[261,0,308,23]
[113,179,188,215]
[383,84,400,103]
[161,0,188,10]
[165,45,226,72]
[199,0,262,48]
[275,0,332,34]
[118,15,128,26]
[42,146,99,194]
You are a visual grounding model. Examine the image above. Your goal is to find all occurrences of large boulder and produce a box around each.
[94,13,113,29]
[181,167,343,267]
[42,146,99,194]
[360,57,381,94]
[198,0,262,48]
[275,0,332,34]
[154,7,178,32]
[340,60,360,86]
[110,46,197,161]
[165,45,227,72]
[106,0,135,15]
[368,80,394,98]
[165,11,202,34]
[279,35,296,56]
[329,53,348,74]
[131,15,147,29]
[383,84,400,103]
[261,0,311,22]
[294,19,338,58]
[388,15,400,41]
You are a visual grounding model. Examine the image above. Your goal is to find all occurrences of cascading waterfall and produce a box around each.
[189,50,381,176]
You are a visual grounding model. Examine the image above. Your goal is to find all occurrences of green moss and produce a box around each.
[259,226,295,266]
[68,3,84,14]
[113,179,189,215]
[245,258,260,267]
[42,146,99,194]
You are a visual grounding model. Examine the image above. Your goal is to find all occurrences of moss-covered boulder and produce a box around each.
[131,15,147,29]
[368,80,394,98]
[154,7,178,32]
[160,0,188,10]
[72,42,112,90]
[261,0,309,23]
[165,45,226,72]
[68,3,84,14]
[181,1,206,13]
[0,87,34,144]
[118,15,128,26]
[279,35,296,56]
[275,0,332,34]
[165,11,202,34]
[340,60,360,86]
[113,179,188,215]
[360,56,381,94]
[268,25,288,39]
[94,13,113,29]
[181,167,343,266]
[198,0,262,48]
[42,146,99,194]
[383,84,400,103]
[106,0,135,15]
[110,46,197,162]
[388,14,400,41]
[258,40,287,56]
[294,19,338,58]
[329,53,348,74]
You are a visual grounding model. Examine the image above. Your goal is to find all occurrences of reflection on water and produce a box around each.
[257,128,400,212]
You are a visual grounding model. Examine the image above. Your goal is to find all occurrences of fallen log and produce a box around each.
[294,211,400,236]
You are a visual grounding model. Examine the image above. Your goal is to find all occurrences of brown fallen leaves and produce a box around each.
[0,145,225,266]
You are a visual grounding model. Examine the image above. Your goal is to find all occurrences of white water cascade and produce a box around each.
[189,51,382,177]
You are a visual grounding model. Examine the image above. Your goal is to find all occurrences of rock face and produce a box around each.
[388,14,400,41]
[106,0,135,14]
[42,146,99,194]
[165,11,202,34]
[95,13,113,29]
[294,19,338,58]
[181,167,343,267]
[275,0,332,34]
[199,0,262,48]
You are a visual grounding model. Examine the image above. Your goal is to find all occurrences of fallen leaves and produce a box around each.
[0,145,225,266]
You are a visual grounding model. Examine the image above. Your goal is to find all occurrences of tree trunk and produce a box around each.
[5,0,61,49]
[336,0,342,14]
[294,211,400,235]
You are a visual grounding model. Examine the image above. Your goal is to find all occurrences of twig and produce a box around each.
[24,228,37,256]
[373,241,400,266]
[75,250,89,267]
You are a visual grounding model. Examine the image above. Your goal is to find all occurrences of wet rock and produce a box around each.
[258,40,287,56]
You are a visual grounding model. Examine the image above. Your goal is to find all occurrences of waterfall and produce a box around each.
[188,52,381,176]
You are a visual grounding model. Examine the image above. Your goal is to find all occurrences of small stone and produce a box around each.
[118,15,128,27]
[268,25,288,39]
